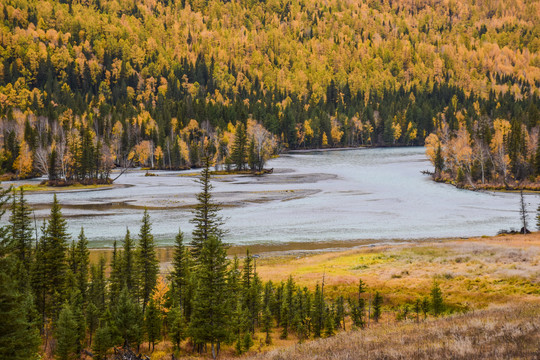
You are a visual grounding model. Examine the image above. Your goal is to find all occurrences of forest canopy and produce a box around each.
[0,0,539,181]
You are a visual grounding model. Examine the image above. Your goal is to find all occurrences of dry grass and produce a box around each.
[248,301,540,360]
[254,233,540,308]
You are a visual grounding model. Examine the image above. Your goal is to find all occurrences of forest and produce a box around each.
[0,157,452,359]
[0,0,539,185]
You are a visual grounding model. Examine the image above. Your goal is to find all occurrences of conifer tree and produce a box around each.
[86,301,99,345]
[430,281,444,316]
[109,241,123,301]
[55,303,78,360]
[262,305,272,345]
[311,283,324,338]
[121,228,136,295]
[32,194,70,323]
[88,257,107,312]
[231,122,247,170]
[190,156,226,260]
[189,236,230,359]
[0,187,41,360]
[170,228,190,310]
[145,297,161,351]
[372,292,383,322]
[168,305,185,350]
[74,228,89,305]
[112,287,143,348]
[9,188,33,265]
[136,210,159,312]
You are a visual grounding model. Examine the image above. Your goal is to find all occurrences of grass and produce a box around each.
[249,301,540,360]
[253,233,540,308]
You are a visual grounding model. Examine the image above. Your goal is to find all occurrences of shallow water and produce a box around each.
[4,147,539,247]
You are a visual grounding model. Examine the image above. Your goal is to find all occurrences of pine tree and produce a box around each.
[145,297,161,351]
[168,305,186,350]
[311,283,324,338]
[189,236,230,359]
[430,281,444,316]
[372,292,383,322]
[136,210,158,312]
[421,297,430,320]
[88,257,107,312]
[92,325,113,360]
[231,122,247,170]
[0,187,40,360]
[112,287,143,348]
[170,228,190,310]
[32,194,70,324]
[109,241,123,301]
[121,228,136,295]
[55,303,79,360]
[9,188,33,265]
[324,305,335,337]
[74,228,89,304]
[262,305,272,345]
[86,301,99,345]
[190,156,226,260]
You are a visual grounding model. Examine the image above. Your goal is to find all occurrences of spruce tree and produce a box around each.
[262,305,273,345]
[231,122,247,170]
[189,236,230,359]
[109,241,123,301]
[121,228,136,295]
[0,187,40,360]
[168,305,186,350]
[170,228,190,310]
[55,303,79,360]
[33,194,70,323]
[190,156,226,260]
[430,281,444,316]
[88,257,107,312]
[311,283,324,338]
[112,287,143,348]
[136,210,158,312]
[372,292,383,322]
[74,228,89,304]
[145,297,161,351]
[9,188,33,265]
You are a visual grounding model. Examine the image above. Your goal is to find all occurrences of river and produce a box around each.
[3,147,538,248]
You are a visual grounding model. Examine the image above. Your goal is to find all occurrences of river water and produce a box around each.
[4,147,539,248]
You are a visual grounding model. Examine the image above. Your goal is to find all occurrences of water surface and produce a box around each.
[4,147,538,247]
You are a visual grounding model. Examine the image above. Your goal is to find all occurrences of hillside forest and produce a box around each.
[0,0,539,186]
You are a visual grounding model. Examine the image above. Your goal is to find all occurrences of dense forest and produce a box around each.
[0,0,539,184]
[0,158,451,359]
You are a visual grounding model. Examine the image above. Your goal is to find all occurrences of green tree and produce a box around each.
[170,228,190,310]
[231,122,247,170]
[262,305,272,345]
[136,210,159,312]
[189,236,230,359]
[519,191,529,233]
[0,186,40,360]
[372,292,383,322]
[72,228,89,305]
[121,228,136,295]
[55,303,79,360]
[112,287,143,348]
[88,257,107,312]
[32,194,70,325]
[168,305,186,350]
[92,325,114,360]
[190,156,226,260]
[145,297,161,351]
[109,241,123,301]
[9,188,33,265]
[430,281,444,316]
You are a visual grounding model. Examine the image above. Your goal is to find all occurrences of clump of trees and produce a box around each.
[0,158,451,359]
[426,113,540,189]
